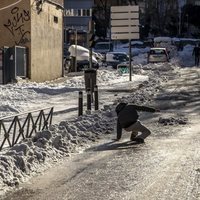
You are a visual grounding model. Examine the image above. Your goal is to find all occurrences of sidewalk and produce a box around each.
[101,74,149,92]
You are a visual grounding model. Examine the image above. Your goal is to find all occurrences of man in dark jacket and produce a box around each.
[192,44,200,66]
[115,102,159,143]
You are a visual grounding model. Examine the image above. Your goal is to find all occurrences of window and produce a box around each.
[64,9,92,17]
[54,16,58,23]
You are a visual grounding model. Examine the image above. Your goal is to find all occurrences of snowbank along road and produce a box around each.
[0,63,200,199]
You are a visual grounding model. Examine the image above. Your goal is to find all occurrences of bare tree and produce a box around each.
[93,0,139,38]
[129,0,138,5]
[121,0,137,5]
[145,0,179,36]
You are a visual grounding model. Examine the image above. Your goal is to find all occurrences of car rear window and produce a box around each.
[95,43,113,50]
[150,49,166,54]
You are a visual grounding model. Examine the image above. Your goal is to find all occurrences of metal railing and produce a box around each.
[0,107,54,151]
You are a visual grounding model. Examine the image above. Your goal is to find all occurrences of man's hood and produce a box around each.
[115,103,127,114]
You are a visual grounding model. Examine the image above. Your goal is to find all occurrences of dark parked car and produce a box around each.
[93,42,113,55]
[77,60,99,71]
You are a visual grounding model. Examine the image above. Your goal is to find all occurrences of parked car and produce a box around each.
[104,52,129,69]
[77,60,99,71]
[117,41,150,56]
[147,47,169,63]
[68,45,99,71]
[153,37,177,57]
[93,42,113,55]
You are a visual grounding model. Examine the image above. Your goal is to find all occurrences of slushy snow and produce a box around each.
[0,43,196,195]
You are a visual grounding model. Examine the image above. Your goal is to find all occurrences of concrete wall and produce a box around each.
[30,0,63,82]
[0,0,63,82]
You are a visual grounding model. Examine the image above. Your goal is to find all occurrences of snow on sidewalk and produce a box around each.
[0,56,182,196]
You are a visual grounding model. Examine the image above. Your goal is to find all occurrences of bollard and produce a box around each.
[84,69,96,103]
[94,85,99,110]
[78,91,83,116]
[87,88,91,111]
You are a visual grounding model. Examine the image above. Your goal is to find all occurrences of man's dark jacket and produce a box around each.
[193,46,200,56]
[115,103,156,140]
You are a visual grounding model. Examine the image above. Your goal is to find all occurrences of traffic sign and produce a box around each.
[111,6,139,12]
[111,12,139,19]
[111,19,139,26]
[111,26,139,33]
[111,5,139,40]
[110,6,140,82]
[111,33,139,40]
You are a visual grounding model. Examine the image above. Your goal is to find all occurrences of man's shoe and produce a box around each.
[130,132,138,141]
[132,138,144,144]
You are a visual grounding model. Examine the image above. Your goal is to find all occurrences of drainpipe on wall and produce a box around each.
[61,6,65,77]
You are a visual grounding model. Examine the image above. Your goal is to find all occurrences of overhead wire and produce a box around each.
[0,0,22,11]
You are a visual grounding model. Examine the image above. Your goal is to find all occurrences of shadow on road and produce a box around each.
[87,140,143,152]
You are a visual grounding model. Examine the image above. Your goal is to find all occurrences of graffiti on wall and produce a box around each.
[4,6,30,45]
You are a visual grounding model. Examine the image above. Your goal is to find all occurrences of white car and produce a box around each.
[68,45,99,71]
[93,42,113,55]
[147,47,169,63]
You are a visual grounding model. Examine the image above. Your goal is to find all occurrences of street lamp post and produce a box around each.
[178,0,186,36]
[75,29,77,72]
[178,10,181,36]
[186,14,189,36]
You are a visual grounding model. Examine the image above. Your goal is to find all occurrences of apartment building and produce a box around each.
[64,0,93,30]
[63,0,94,46]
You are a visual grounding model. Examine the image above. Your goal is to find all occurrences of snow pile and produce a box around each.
[142,62,175,72]
[132,54,147,65]
[0,45,195,195]
[0,69,121,118]
[0,85,40,117]
[158,116,188,125]
[154,37,172,43]
[178,44,194,67]
[0,107,115,193]
[96,69,121,85]
[0,64,163,194]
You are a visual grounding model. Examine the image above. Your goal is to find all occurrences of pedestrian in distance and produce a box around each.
[115,102,160,144]
[192,43,200,66]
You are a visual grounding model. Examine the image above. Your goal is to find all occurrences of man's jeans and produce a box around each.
[124,120,151,139]
[195,56,199,66]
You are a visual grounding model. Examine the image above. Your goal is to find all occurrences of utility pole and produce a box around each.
[178,10,181,36]
[88,19,96,69]
[75,29,78,71]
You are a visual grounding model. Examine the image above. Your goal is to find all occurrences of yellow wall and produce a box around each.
[0,0,63,82]
[30,0,63,82]
[0,0,31,47]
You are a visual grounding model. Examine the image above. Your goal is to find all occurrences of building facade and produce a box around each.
[0,0,64,82]
[63,0,94,47]
[64,0,93,30]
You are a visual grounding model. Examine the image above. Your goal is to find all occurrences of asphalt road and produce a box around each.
[1,67,200,200]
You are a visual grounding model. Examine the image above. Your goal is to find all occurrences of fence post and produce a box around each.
[78,91,83,116]
[87,88,91,111]
[94,85,99,110]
